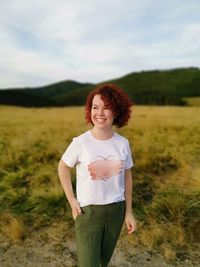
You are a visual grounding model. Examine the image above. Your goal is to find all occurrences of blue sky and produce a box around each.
[0,0,200,88]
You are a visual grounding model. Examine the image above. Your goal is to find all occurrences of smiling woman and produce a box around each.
[58,83,136,267]
[85,83,133,128]
[90,94,115,134]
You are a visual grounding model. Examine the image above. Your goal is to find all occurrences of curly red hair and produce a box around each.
[85,83,133,128]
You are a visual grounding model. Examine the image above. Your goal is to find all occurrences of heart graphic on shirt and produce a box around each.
[88,155,125,181]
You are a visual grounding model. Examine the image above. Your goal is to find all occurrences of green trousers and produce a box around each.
[75,201,125,267]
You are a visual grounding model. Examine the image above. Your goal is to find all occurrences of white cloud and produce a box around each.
[0,0,200,88]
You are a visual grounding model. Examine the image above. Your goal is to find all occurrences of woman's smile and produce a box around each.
[96,118,106,122]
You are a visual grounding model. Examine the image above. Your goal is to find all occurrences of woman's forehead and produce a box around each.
[92,94,110,106]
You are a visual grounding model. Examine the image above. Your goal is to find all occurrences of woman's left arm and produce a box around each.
[124,169,137,234]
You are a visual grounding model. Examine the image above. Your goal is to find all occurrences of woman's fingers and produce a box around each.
[125,214,137,234]
[71,199,82,220]
[76,205,82,215]
[126,221,134,234]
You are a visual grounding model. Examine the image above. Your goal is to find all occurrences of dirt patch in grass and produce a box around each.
[0,227,199,267]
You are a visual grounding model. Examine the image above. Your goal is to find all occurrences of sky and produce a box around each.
[0,0,200,89]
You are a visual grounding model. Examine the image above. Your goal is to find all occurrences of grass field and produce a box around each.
[183,97,200,106]
[0,105,199,263]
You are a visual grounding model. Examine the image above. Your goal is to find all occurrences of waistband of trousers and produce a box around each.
[81,200,125,210]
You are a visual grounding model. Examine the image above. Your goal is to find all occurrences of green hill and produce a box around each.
[0,81,93,107]
[0,67,199,106]
[108,67,200,105]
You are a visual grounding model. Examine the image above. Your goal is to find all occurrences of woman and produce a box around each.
[58,83,136,267]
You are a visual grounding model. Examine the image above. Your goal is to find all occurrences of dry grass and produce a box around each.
[0,105,199,261]
[160,244,176,263]
[0,212,26,242]
[140,223,163,249]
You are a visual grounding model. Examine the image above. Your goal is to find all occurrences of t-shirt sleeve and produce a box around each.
[61,137,80,168]
[125,140,134,169]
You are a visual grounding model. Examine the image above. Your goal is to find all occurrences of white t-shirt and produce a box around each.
[61,130,133,207]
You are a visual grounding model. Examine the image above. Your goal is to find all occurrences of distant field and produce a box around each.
[0,105,199,262]
[184,97,200,106]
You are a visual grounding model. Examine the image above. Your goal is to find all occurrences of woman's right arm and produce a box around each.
[58,160,82,219]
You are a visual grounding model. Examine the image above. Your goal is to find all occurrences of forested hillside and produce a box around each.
[0,67,199,106]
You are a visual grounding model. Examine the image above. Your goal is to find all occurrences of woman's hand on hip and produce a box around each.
[69,198,82,220]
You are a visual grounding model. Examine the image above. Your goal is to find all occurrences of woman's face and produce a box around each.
[91,94,114,130]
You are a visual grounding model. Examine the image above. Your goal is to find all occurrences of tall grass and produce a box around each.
[0,212,26,242]
[0,105,199,261]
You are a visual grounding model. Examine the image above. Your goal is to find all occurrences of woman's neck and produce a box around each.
[90,127,114,140]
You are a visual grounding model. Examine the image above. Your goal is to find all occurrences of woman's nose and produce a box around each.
[98,108,104,116]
